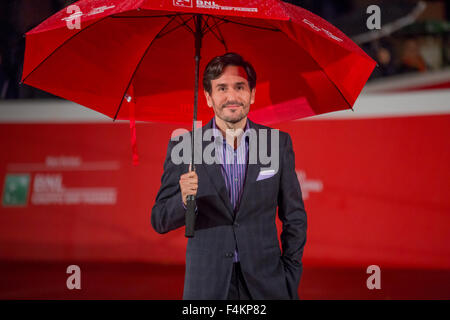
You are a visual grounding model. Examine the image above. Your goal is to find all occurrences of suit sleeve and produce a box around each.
[151,139,187,234]
[277,133,308,299]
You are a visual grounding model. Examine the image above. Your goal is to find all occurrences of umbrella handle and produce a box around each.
[185,194,197,238]
[185,15,203,239]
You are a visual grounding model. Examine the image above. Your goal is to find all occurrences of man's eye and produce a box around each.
[219,87,225,91]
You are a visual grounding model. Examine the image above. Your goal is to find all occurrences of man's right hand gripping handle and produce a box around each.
[179,164,198,237]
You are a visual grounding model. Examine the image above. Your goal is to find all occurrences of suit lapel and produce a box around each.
[235,161,261,216]
[198,119,234,217]
[203,162,235,216]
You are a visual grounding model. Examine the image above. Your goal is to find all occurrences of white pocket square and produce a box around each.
[256,169,276,181]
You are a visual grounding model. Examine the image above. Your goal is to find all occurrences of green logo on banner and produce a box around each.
[2,174,30,207]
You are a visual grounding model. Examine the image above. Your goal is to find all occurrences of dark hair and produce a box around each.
[202,52,256,94]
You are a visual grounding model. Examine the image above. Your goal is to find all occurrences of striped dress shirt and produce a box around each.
[212,117,250,262]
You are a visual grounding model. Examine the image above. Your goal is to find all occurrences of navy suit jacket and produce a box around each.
[151,118,307,299]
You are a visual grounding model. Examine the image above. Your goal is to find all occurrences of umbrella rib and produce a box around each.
[156,15,194,39]
[22,15,110,84]
[110,14,184,19]
[213,18,228,51]
[213,16,281,32]
[175,15,195,34]
[327,73,353,110]
[308,53,353,110]
[201,15,211,33]
[204,17,228,51]
[202,16,226,35]
[112,14,194,39]
[113,15,180,121]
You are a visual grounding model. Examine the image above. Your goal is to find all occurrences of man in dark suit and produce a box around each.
[151,53,307,300]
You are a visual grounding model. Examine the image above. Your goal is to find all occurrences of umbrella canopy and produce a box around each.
[22,0,376,125]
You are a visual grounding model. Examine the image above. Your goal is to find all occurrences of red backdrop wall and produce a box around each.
[1,114,449,270]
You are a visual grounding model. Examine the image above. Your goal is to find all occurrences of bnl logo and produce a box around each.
[174,0,193,8]
[2,174,30,207]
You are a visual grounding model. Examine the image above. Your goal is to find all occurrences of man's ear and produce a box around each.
[204,90,212,108]
[250,87,256,105]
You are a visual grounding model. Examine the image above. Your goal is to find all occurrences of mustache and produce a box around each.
[222,101,244,108]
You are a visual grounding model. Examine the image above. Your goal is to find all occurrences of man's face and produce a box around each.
[204,65,255,124]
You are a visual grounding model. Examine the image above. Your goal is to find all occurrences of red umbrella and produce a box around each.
[22,0,376,236]
[22,0,375,124]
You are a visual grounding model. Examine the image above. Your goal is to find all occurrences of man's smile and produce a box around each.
[223,103,243,109]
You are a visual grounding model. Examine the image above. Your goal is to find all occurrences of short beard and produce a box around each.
[222,114,245,123]
[216,101,249,124]
[219,107,248,124]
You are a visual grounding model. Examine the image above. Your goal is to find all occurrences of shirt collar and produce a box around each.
[212,117,250,145]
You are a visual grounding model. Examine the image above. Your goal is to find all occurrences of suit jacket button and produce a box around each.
[226,252,233,258]
[233,222,239,228]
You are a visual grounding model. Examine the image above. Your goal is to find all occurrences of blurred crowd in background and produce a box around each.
[0,0,449,99]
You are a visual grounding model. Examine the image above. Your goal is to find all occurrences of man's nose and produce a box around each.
[226,88,239,101]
